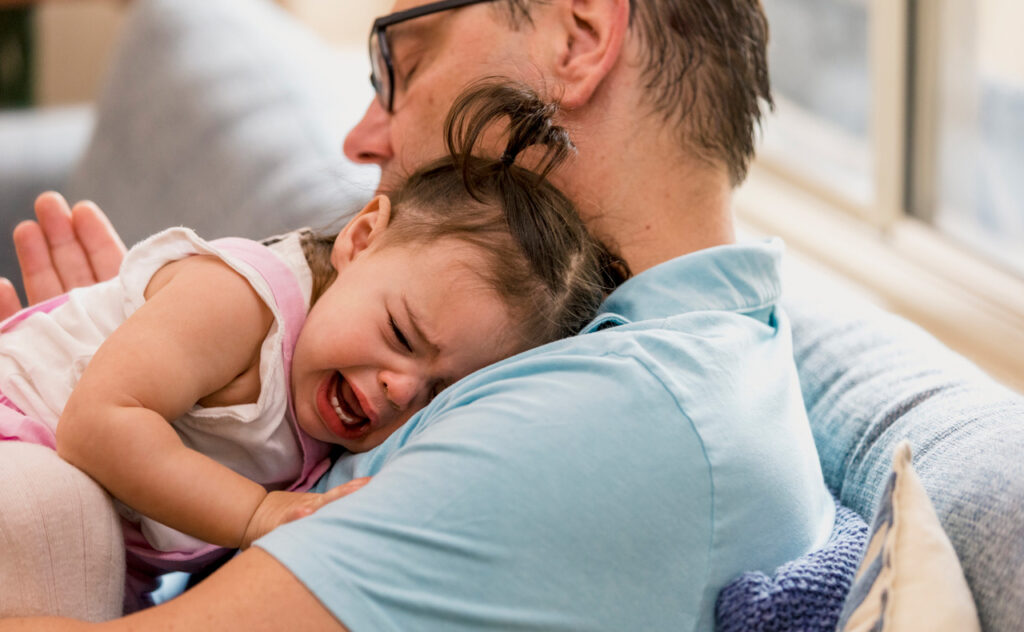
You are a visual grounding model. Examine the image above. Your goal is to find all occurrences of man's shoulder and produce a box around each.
[415,306,786,440]
[331,302,802,485]
[457,307,779,397]
[320,322,716,484]
[448,320,697,396]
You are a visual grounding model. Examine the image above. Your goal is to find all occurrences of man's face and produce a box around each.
[344,1,534,192]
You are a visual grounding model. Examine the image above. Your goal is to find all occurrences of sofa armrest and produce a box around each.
[789,295,1024,632]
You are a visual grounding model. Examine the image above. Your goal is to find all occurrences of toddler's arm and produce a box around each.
[56,255,277,549]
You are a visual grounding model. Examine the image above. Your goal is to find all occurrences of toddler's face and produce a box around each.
[291,237,523,453]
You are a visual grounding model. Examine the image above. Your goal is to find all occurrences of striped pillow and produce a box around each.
[836,442,980,631]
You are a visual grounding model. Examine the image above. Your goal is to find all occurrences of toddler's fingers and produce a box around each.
[280,478,372,524]
[320,477,372,505]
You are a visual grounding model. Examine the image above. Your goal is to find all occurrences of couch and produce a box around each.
[1,1,1021,629]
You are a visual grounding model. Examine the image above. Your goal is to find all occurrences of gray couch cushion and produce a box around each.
[68,0,378,250]
[788,297,1024,632]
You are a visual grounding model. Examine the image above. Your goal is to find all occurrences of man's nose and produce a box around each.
[343,99,393,166]
[379,370,423,412]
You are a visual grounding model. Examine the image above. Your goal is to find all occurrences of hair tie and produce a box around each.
[500,151,516,167]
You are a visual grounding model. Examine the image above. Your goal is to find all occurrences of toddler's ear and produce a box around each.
[331,195,393,268]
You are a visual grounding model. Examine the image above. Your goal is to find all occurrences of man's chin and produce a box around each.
[375,169,408,195]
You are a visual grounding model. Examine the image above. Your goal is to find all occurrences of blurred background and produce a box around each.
[0,0,1022,391]
[0,0,389,302]
[740,0,1024,392]
[760,0,1024,279]
[0,0,390,107]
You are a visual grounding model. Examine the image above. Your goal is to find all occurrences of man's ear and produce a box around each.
[331,195,393,269]
[547,0,629,109]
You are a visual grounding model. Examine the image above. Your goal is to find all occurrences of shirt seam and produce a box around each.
[594,347,716,609]
[254,539,402,632]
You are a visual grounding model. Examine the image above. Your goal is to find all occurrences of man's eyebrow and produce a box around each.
[403,295,441,357]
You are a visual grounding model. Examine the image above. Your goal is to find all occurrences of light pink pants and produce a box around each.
[0,441,125,621]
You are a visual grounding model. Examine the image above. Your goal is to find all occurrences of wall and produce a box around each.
[276,0,393,47]
[33,0,393,106]
[34,0,126,105]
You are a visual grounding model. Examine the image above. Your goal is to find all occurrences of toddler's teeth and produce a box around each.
[327,378,365,427]
[334,401,357,424]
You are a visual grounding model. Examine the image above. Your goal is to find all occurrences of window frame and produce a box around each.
[743,0,1024,393]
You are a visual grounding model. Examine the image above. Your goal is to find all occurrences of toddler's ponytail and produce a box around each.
[446,82,575,184]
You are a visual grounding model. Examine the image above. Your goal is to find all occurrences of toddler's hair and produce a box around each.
[305,80,630,348]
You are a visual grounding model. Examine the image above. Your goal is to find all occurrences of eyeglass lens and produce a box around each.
[369,31,391,111]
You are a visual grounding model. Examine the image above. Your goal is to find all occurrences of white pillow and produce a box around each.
[68,0,379,248]
[836,441,981,631]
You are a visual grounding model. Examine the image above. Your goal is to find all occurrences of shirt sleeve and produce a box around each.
[255,350,714,632]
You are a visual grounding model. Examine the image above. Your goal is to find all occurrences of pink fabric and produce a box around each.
[213,238,332,490]
[0,406,57,450]
[122,238,332,576]
[0,238,333,604]
[0,295,69,449]
[0,294,70,334]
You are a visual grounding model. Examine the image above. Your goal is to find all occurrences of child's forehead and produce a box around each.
[398,268,525,357]
[382,233,492,268]
[371,231,526,329]
[402,251,498,302]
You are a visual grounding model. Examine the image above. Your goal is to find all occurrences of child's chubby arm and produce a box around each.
[56,254,281,549]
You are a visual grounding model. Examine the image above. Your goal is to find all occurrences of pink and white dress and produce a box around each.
[0,227,331,593]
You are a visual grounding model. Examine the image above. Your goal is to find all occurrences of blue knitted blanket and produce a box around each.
[715,499,868,632]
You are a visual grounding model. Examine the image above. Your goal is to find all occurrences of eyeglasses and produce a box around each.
[369,0,499,113]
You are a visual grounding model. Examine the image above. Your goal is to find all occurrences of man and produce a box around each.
[0,1,834,630]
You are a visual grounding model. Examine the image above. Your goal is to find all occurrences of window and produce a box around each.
[742,0,1024,392]
[914,0,1024,277]
[762,0,872,208]
[761,0,1024,277]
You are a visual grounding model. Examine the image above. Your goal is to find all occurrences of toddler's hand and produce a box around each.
[240,477,371,548]
[280,477,373,523]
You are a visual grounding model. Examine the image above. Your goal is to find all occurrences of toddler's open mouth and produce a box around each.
[316,372,370,440]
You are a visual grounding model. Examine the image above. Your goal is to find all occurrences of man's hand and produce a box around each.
[0,279,20,321]
[240,477,371,549]
[5,192,126,317]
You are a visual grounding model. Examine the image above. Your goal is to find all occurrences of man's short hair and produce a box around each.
[502,0,773,186]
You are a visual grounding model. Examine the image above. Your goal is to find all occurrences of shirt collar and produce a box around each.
[594,238,784,326]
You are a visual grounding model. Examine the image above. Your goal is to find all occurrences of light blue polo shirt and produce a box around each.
[257,239,835,631]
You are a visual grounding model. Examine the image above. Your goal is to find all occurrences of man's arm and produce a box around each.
[0,478,369,631]
[0,541,348,632]
[0,192,126,319]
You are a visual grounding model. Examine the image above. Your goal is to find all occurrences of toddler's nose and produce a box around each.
[379,371,424,412]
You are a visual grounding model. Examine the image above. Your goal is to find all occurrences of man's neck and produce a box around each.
[551,66,736,274]
[585,161,735,274]
[556,124,735,275]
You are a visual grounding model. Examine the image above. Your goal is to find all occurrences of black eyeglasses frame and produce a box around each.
[369,0,500,113]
